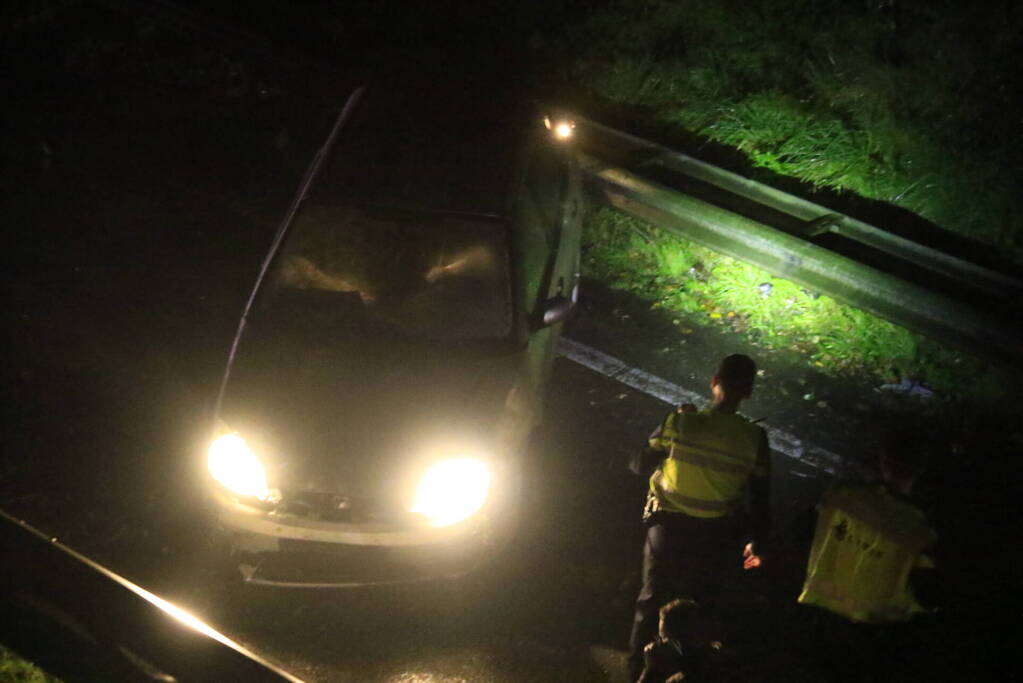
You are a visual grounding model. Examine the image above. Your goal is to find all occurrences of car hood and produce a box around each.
[218,323,524,501]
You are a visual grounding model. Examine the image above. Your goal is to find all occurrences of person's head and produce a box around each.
[710,354,757,403]
[658,598,698,641]
[879,424,928,493]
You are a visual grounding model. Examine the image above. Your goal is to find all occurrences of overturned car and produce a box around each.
[205,81,583,587]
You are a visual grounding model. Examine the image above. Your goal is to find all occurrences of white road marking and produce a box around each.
[558,337,863,477]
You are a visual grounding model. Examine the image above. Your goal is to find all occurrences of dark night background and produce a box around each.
[3,1,1021,681]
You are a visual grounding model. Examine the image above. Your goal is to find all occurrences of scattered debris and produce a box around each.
[878,377,934,398]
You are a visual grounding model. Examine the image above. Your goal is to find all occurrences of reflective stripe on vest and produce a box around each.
[797,484,936,623]
[649,411,762,518]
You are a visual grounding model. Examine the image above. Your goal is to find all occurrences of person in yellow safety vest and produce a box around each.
[795,424,937,681]
[627,354,771,683]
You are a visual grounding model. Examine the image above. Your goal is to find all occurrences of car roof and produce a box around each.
[312,78,535,217]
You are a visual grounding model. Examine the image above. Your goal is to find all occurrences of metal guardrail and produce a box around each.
[1,510,304,683]
[573,115,1023,366]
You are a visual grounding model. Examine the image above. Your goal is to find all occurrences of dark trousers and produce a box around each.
[628,513,739,682]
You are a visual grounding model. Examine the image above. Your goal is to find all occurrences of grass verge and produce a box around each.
[581,207,1016,405]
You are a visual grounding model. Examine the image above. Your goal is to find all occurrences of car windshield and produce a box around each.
[262,204,513,342]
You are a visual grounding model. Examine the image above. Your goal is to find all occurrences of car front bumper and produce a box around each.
[212,491,489,587]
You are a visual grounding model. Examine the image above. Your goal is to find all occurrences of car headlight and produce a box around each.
[207,433,271,501]
[410,458,490,527]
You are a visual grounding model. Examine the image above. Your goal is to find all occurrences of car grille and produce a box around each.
[276,490,415,526]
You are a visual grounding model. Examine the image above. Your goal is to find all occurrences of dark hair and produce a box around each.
[659,598,699,640]
[715,354,757,395]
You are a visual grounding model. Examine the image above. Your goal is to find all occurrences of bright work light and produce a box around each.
[208,433,271,501]
[544,115,576,141]
[410,458,491,527]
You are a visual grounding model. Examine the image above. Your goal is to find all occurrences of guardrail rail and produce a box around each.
[572,115,1023,366]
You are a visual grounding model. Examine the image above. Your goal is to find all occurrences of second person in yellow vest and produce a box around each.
[793,424,937,682]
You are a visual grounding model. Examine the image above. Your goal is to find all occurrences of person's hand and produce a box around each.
[677,403,698,414]
[743,542,762,570]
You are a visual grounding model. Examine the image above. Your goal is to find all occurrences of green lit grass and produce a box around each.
[550,0,1022,251]
[0,646,60,683]
[582,208,1007,400]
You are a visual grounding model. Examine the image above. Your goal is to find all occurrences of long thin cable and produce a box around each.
[212,85,367,420]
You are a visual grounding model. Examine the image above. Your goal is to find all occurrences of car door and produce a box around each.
[503,133,583,438]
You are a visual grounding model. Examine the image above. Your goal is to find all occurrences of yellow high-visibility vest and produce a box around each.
[798,483,936,623]
[648,410,765,518]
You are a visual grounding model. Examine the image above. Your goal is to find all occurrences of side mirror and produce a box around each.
[534,295,574,329]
